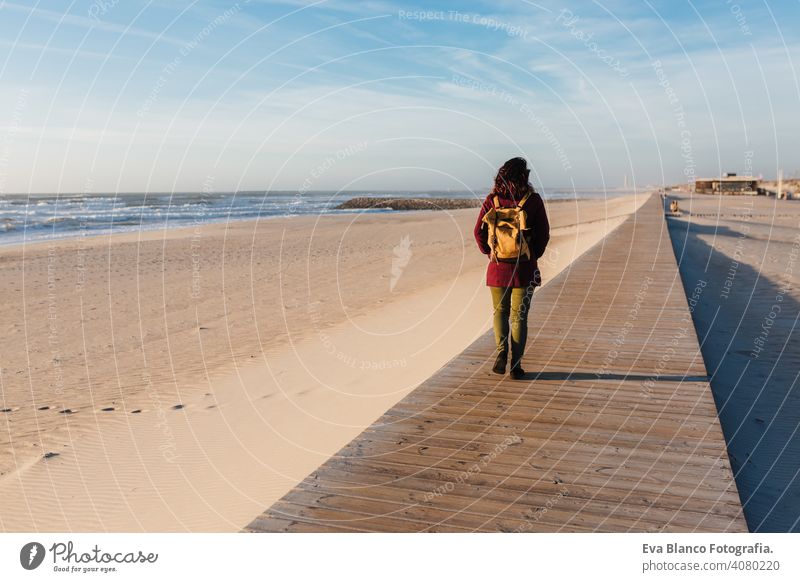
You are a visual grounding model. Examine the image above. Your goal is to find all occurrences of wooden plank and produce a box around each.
[245,193,748,532]
[288,472,742,531]
[292,463,743,519]
[344,428,735,469]
[333,435,733,480]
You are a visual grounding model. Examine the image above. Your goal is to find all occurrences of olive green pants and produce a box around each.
[490,286,534,368]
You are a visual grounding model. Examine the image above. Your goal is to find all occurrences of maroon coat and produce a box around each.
[473,189,550,288]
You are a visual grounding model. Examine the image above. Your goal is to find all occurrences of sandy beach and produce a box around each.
[0,194,645,532]
[666,192,800,532]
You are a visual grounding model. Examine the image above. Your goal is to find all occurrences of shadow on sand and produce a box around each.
[668,217,800,532]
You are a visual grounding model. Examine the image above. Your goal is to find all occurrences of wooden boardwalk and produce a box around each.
[246,194,748,532]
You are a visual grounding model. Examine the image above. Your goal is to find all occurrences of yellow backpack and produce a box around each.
[482,191,532,261]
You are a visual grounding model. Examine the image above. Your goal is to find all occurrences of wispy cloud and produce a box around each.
[0,39,137,61]
[1,1,188,46]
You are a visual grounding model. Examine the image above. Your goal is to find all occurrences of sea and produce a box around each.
[0,189,639,245]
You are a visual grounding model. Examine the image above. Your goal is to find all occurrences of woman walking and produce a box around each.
[474,157,550,379]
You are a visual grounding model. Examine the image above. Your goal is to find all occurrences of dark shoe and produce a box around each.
[492,352,507,374]
[510,365,526,380]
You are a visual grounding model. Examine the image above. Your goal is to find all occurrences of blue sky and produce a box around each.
[0,0,798,193]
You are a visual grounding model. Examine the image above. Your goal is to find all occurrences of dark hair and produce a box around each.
[492,157,531,199]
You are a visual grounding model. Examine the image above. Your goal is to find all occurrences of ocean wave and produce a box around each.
[0,189,626,245]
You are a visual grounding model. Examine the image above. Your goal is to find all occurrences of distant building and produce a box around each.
[695,176,759,195]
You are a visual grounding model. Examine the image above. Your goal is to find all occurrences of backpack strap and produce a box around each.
[490,195,499,253]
